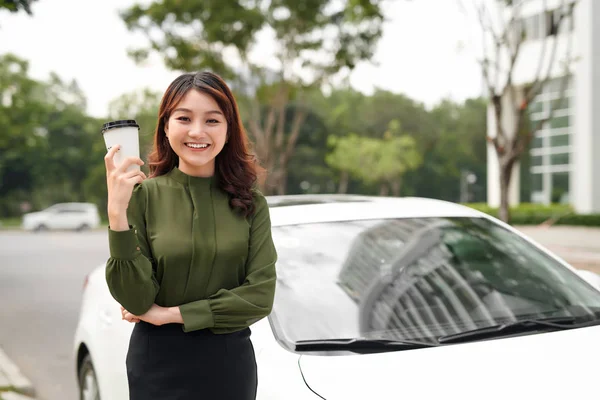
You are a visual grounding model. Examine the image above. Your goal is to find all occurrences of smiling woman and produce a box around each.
[103,71,277,400]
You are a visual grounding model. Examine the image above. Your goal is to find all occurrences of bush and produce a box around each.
[463,203,600,226]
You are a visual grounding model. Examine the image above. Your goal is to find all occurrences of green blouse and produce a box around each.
[105,167,277,333]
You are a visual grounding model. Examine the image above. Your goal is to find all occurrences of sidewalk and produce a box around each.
[0,347,35,400]
[516,225,600,273]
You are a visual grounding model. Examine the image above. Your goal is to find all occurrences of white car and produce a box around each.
[22,202,100,232]
[73,195,600,400]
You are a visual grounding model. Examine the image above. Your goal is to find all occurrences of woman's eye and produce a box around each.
[176,116,190,122]
[207,119,219,124]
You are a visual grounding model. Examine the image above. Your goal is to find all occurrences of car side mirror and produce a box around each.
[576,269,600,291]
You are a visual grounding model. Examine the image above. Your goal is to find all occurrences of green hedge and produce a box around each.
[463,203,600,226]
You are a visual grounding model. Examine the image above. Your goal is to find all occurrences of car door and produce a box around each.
[45,206,69,229]
[94,280,132,400]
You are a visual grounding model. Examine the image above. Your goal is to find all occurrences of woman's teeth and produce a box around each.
[185,143,209,149]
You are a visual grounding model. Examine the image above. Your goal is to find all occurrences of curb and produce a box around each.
[0,347,35,399]
[2,392,36,400]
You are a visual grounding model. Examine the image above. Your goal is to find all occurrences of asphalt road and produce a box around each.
[0,230,109,400]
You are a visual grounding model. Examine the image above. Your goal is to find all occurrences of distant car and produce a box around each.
[22,202,100,232]
[74,195,600,400]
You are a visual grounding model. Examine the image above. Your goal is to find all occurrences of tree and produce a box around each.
[0,0,37,14]
[0,54,98,217]
[326,120,422,195]
[119,0,386,194]
[404,97,488,203]
[0,54,48,215]
[463,0,576,222]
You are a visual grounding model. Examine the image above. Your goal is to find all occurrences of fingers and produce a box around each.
[122,310,140,323]
[104,145,120,171]
[116,156,145,174]
[123,169,147,180]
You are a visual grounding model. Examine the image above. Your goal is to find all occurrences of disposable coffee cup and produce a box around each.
[101,120,141,172]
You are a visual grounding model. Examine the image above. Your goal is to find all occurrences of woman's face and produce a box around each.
[165,89,228,177]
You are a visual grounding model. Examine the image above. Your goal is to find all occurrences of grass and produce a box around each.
[0,218,21,230]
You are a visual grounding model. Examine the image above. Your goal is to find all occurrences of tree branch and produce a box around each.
[282,106,307,164]
[477,3,506,153]
[273,85,289,152]
[525,0,570,105]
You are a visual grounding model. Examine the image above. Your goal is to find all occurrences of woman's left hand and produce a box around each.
[121,304,182,326]
[121,306,140,323]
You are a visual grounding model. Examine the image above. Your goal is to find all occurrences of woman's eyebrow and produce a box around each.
[172,107,192,113]
[172,108,223,116]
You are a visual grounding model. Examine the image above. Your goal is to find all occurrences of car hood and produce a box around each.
[298,325,600,399]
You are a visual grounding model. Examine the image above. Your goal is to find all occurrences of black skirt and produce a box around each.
[126,321,257,400]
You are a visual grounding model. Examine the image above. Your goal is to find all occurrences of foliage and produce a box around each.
[0,54,100,217]
[0,0,37,14]
[119,0,386,194]
[326,120,422,195]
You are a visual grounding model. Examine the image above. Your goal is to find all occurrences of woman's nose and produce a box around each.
[188,123,205,137]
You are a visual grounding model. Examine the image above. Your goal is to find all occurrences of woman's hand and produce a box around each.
[104,145,146,229]
[121,304,184,326]
[121,306,140,323]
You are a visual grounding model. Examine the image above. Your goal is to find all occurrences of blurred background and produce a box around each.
[1,0,598,227]
[1,0,600,399]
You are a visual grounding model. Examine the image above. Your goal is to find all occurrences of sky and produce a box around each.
[0,0,484,118]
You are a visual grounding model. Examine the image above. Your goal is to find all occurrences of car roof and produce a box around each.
[266,194,375,207]
[48,202,97,208]
[266,195,486,227]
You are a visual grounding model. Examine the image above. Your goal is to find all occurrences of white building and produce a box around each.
[487,0,600,213]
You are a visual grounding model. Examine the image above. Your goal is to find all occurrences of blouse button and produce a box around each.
[136,247,140,251]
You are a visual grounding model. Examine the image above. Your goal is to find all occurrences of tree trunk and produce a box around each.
[498,158,514,223]
[338,171,349,194]
[379,183,389,196]
[391,179,401,197]
[276,170,287,195]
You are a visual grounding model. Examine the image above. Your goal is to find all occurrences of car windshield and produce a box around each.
[269,217,600,350]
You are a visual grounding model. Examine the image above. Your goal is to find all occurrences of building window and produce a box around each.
[532,136,544,149]
[516,6,573,43]
[545,9,560,36]
[532,155,544,166]
[551,172,569,203]
[550,134,570,147]
[532,173,543,192]
[550,115,569,129]
[550,152,570,166]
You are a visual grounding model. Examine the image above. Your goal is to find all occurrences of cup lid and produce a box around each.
[101,119,140,134]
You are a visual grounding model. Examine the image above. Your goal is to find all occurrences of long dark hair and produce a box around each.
[147,71,263,217]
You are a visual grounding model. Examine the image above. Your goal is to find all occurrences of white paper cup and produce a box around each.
[102,120,141,172]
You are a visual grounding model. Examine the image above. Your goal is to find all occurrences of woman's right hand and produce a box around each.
[105,145,146,220]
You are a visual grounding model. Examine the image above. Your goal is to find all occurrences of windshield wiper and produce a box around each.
[437,316,600,344]
[294,338,437,354]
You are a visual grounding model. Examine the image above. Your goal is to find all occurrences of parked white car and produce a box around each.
[73,195,600,400]
[22,202,100,232]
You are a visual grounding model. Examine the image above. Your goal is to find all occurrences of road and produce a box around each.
[0,230,109,400]
[516,225,600,273]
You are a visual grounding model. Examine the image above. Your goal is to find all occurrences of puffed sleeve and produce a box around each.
[105,182,160,315]
[179,193,277,333]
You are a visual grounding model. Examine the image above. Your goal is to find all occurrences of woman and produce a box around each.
[104,71,277,400]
